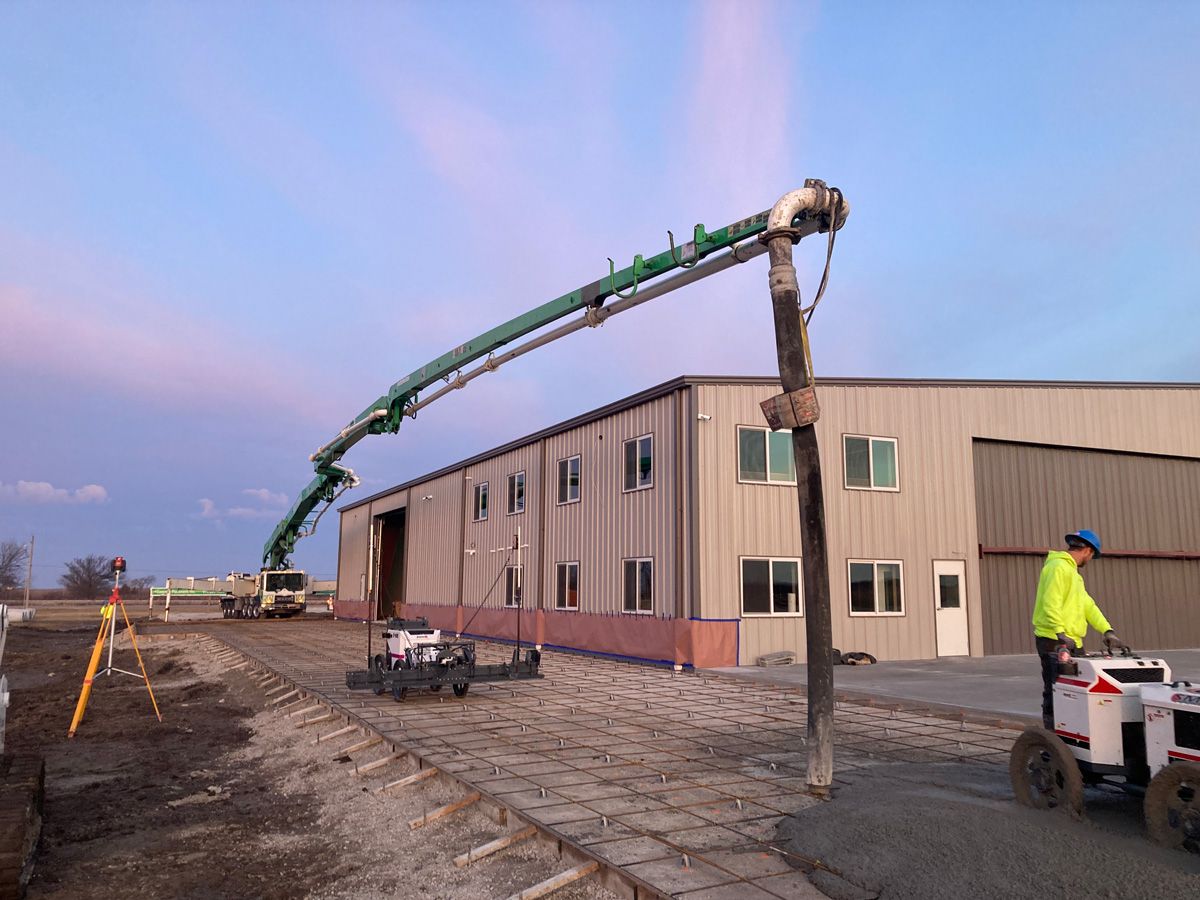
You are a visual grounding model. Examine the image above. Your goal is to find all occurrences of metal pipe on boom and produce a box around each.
[763,181,849,796]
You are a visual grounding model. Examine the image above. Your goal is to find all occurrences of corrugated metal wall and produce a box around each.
[541,394,681,618]
[974,440,1200,653]
[336,505,370,602]
[695,381,1200,664]
[461,443,543,610]
[403,470,465,607]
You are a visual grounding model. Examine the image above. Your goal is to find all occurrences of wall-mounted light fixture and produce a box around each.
[421,494,434,501]
[464,548,477,556]
[696,413,712,421]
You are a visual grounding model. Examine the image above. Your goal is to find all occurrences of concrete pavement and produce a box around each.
[706,649,1200,723]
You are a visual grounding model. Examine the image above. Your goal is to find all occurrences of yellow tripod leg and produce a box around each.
[119,598,162,722]
[68,611,113,738]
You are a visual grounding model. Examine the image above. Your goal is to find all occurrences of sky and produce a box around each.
[1,1,1198,588]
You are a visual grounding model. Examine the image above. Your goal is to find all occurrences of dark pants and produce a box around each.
[1036,636,1065,730]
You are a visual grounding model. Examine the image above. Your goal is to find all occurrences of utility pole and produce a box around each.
[762,182,848,796]
[22,534,34,608]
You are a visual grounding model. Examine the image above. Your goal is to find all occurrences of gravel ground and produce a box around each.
[776,760,1200,900]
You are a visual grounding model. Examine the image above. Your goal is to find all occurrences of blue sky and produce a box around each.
[2,1,1197,587]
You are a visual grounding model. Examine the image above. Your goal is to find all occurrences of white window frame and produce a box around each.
[504,564,523,608]
[621,557,653,614]
[739,556,804,617]
[736,426,797,486]
[843,434,900,492]
[507,471,526,516]
[847,559,905,617]
[472,481,489,522]
[557,455,581,506]
[554,561,580,611]
[622,433,654,493]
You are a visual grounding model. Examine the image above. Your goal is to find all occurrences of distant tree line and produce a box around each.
[0,543,155,602]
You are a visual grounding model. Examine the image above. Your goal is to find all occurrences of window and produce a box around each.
[844,435,899,491]
[623,434,653,492]
[555,562,579,610]
[504,565,523,607]
[622,558,653,613]
[557,455,580,504]
[507,471,525,515]
[472,481,489,521]
[741,558,803,616]
[848,560,904,616]
[737,427,796,484]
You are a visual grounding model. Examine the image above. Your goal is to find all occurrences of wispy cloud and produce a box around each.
[0,480,108,504]
[197,487,289,522]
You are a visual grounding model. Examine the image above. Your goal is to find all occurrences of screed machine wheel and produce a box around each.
[1009,727,1084,818]
[1145,762,1200,853]
[452,683,470,698]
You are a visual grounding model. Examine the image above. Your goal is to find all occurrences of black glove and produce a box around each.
[1055,633,1077,651]
[1104,631,1126,653]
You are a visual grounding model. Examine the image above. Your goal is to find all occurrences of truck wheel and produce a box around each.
[452,683,470,698]
[1009,727,1083,819]
[1146,762,1200,853]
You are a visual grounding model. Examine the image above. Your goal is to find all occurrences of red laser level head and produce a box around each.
[111,556,126,573]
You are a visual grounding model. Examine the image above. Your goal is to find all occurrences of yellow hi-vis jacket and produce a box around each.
[1032,550,1111,647]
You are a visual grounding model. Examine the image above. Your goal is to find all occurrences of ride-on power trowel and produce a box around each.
[1009,647,1200,852]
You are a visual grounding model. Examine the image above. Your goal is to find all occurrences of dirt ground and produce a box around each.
[776,759,1200,900]
[3,607,614,900]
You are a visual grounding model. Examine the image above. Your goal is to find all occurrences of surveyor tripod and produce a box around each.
[67,559,162,737]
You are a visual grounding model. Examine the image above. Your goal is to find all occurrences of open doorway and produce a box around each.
[374,509,407,620]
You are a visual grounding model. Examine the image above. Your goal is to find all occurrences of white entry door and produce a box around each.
[933,560,969,656]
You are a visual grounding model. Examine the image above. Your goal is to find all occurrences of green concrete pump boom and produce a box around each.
[264,198,843,569]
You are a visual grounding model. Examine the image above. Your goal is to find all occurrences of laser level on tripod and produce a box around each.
[68,556,162,738]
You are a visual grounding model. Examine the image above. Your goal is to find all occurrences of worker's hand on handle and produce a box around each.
[1055,633,1077,651]
[1103,631,1127,654]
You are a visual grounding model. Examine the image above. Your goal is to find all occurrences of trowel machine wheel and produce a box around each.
[1009,647,1200,853]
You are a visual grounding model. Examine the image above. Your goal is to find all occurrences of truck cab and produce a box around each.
[260,569,306,617]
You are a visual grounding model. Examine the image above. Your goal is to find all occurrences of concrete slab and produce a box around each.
[707,648,1200,722]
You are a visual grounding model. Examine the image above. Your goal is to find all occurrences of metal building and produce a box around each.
[335,377,1200,667]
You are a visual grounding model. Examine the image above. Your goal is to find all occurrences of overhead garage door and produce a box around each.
[973,439,1200,655]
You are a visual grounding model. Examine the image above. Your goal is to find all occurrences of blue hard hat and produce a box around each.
[1065,529,1102,555]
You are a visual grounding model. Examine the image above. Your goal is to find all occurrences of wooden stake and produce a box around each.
[297,712,336,728]
[316,725,357,744]
[454,825,537,867]
[504,861,599,900]
[355,754,402,776]
[408,792,481,830]
[377,767,437,794]
[336,736,381,758]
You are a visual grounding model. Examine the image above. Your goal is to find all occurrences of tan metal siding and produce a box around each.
[973,440,1200,653]
[541,394,680,617]
[403,470,465,607]
[697,382,1200,664]
[336,505,370,602]
[461,444,543,610]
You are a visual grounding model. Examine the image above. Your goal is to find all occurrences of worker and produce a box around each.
[1032,529,1126,729]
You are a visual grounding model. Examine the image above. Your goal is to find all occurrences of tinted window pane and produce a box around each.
[768,431,795,482]
[845,437,871,488]
[850,562,875,612]
[939,574,960,609]
[569,457,580,500]
[567,563,578,609]
[624,439,637,491]
[558,460,568,503]
[773,560,800,613]
[739,428,767,482]
[872,439,898,489]
[638,437,653,488]
[638,560,652,611]
[623,560,637,612]
[556,564,567,608]
[879,563,903,612]
[741,559,770,614]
